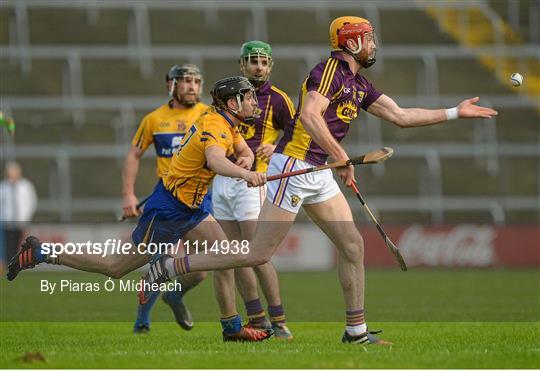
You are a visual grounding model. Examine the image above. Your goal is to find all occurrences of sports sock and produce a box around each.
[220,314,242,335]
[31,243,51,264]
[245,298,267,327]
[30,241,60,265]
[164,276,196,304]
[164,256,190,277]
[268,304,286,326]
[135,290,160,326]
[345,308,367,336]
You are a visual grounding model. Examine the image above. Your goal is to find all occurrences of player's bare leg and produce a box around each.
[302,192,391,345]
[60,247,149,278]
[142,242,206,333]
[213,269,237,318]
[6,236,150,281]
[183,215,273,342]
[173,204,296,272]
[217,220,268,329]
[231,219,292,339]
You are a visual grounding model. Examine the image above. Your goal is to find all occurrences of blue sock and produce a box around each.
[135,290,160,326]
[164,288,184,305]
[220,314,242,335]
[34,243,47,263]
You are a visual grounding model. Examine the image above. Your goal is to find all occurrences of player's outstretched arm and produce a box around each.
[367,94,498,128]
[121,146,144,217]
[205,146,265,186]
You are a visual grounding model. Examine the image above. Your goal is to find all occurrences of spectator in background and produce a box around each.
[0,161,38,265]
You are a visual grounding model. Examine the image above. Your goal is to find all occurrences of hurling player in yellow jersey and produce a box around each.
[141,16,497,345]
[137,76,270,341]
[9,76,270,342]
[212,41,293,339]
[123,64,209,334]
[7,65,210,333]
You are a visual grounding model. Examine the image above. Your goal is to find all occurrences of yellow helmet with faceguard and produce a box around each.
[329,16,378,68]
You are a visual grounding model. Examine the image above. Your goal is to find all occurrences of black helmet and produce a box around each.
[211,76,258,122]
[211,76,255,108]
[166,64,202,82]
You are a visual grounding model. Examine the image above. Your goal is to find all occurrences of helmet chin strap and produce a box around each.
[224,95,257,123]
[345,36,376,69]
[168,79,177,98]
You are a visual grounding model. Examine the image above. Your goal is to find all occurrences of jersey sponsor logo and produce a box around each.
[336,100,358,123]
[153,133,185,157]
[171,135,183,148]
[343,87,351,93]
[237,121,256,140]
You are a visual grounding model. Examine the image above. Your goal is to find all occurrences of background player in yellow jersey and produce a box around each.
[141,16,498,345]
[212,41,294,339]
[123,64,209,333]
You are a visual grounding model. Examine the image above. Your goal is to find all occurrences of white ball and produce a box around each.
[510,73,523,87]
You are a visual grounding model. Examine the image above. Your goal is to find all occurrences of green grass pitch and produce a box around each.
[1,269,539,368]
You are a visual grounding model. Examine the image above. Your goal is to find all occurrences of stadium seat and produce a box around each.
[27,8,130,44]
[378,9,455,44]
[149,9,249,45]
[0,58,64,95]
[11,110,118,144]
[0,7,12,44]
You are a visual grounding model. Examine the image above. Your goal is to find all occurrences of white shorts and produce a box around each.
[212,175,266,221]
[266,153,341,214]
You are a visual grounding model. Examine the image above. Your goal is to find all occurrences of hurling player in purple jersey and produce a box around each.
[142,16,497,345]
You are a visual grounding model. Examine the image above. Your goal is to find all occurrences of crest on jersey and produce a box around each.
[290,195,301,208]
[176,121,186,132]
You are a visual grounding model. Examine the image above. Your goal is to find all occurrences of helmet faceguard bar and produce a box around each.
[330,16,378,68]
[240,52,273,88]
[211,77,259,123]
[166,64,203,106]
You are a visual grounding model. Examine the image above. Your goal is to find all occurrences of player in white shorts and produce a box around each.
[212,41,294,339]
[266,153,340,214]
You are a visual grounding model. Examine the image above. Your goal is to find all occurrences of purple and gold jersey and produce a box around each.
[235,81,295,172]
[131,101,209,178]
[275,51,382,166]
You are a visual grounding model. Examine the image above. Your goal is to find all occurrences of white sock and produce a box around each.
[164,257,176,277]
[346,323,367,336]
